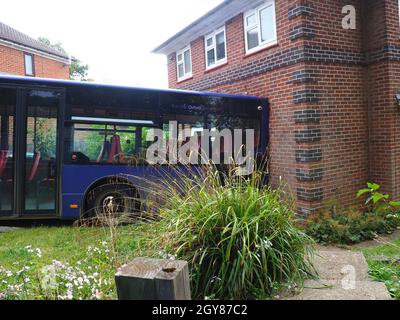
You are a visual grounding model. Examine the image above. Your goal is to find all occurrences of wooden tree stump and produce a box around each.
[115,257,191,300]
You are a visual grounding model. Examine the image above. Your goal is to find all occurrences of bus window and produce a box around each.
[0,88,15,214]
[163,114,204,140]
[71,124,151,164]
[25,90,59,211]
[208,114,260,147]
[208,114,261,164]
[66,99,159,165]
[163,113,204,163]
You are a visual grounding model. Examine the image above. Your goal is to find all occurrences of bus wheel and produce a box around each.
[85,184,139,220]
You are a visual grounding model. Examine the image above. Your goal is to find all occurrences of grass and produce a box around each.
[0,223,161,269]
[0,226,101,269]
[359,234,400,299]
[0,222,169,300]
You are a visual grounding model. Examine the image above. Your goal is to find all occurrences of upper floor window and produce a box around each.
[24,53,34,76]
[176,46,192,81]
[205,26,227,69]
[244,0,277,54]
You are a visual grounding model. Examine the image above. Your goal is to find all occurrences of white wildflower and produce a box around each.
[263,239,273,250]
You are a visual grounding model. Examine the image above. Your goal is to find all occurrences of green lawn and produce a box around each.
[0,223,163,299]
[359,237,400,299]
[2,224,400,300]
[0,223,161,268]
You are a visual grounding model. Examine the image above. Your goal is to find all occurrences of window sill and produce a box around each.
[204,61,228,74]
[244,41,278,59]
[177,76,193,84]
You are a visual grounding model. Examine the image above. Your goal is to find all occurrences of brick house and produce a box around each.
[154,0,400,214]
[0,22,70,79]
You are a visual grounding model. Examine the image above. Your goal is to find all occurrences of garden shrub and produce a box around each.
[306,182,400,245]
[305,210,399,245]
[154,166,315,300]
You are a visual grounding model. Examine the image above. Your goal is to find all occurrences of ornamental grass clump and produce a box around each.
[154,165,314,299]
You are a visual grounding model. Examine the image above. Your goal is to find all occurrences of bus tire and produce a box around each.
[84,183,140,220]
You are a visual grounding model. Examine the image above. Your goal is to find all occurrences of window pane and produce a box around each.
[207,49,216,66]
[178,63,184,78]
[24,55,33,75]
[73,124,102,161]
[247,28,259,50]
[208,114,260,166]
[216,31,226,60]
[0,88,16,213]
[25,90,59,211]
[73,125,138,162]
[246,13,257,27]
[163,113,204,164]
[71,124,152,165]
[260,5,275,42]
[177,54,183,62]
[206,37,213,47]
[68,91,158,165]
[184,50,192,74]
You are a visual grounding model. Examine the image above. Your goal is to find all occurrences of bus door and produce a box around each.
[15,89,64,217]
[0,87,16,217]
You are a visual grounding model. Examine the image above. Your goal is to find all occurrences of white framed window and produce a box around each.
[176,46,192,81]
[24,53,34,76]
[244,0,277,54]
[205,26,227,69]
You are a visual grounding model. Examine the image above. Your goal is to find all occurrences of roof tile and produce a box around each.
[0,21,69,60]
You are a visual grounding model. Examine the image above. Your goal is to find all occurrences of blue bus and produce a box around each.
[0,75,269,220]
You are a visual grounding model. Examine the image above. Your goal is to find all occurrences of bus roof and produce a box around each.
[0,75,262,101]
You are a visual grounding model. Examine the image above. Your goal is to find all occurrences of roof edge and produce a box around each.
[152,0,231,54]
[0,38,70,64]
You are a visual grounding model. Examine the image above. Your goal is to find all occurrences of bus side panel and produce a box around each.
[61,164,161,219]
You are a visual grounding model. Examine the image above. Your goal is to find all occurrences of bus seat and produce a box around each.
[0,150,8,178]
[107,135,123,163]
[27,152,41,182]
[115,135,123,162]
[97,140,111,163]
[107,136,117,163]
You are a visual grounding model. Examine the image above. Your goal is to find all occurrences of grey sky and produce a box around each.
[1,0,223,88]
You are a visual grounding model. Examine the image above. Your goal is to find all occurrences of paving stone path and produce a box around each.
[284,247,392,300]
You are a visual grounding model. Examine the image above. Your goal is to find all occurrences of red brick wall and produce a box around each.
[165,0,400,213]
[309,63,368,207]
[365,0,400,200]
[0,44,25,75]
[300,0,367,212]
[0,44,69,79]
[34,54,70,79]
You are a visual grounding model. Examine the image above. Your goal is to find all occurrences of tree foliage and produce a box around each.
[38,37,90,81]
[69,59,90,81]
